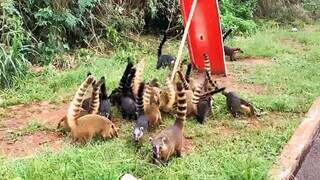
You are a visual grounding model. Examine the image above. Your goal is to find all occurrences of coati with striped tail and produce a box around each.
[66,75,118,143]
[57,75,100,132]
[224,46,243,61]
[133,82,162,142]
[221,91,257,118]
[156,33,176,69]
[109,61,137,120]
[132,59,144,98]
[82,77,112,118]
[159,78,176,113]
[150,82,187,165]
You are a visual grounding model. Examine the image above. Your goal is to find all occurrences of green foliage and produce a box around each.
[219,0,258,34]
[0,0,34,88]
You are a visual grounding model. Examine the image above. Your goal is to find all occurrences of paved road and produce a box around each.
[295,132,320,180]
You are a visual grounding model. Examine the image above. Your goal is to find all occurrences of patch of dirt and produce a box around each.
[0,131,64,158]
[182,137,194,154]
[0,102,69,158]
[215,126,235,137]
[212,73,266,95]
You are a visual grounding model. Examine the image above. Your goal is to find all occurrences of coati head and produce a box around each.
[133,126,144,142]
[57,116,69,133]
[150,136,168,159]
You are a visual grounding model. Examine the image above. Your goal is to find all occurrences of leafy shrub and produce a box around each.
[0,0,34,87]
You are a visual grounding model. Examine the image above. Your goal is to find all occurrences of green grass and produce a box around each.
[0,25,320,179]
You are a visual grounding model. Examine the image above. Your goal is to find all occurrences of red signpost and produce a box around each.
[179,0,226,75]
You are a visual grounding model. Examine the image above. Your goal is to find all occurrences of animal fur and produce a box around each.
[133,82,162,142]
[224,46,243,61]
[66,75,118,143]
[150,82,187,165]
[156,34,176,69]
[159,78,176,113]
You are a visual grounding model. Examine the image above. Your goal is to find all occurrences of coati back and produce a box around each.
[66,75,118,143]
[156,34,176,69]
[159,78,176,113]
[224,46,243,61]
[150,82,187,165]
[221,91,256,118]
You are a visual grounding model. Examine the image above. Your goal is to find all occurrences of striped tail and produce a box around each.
[166,78,176,108]
[136,82,145,116]
[185,63,192,83]
[175,82,187,129]
[192,83,203,106]
[133,60,145,97]
[125,68,136,94]
[143,84,152,106]
[119,60,134,92]
[67,75,95,129]
[89,76,105,114]
[205,70,219,90]
[203,53,211,72]
[201,87,226,99]
[177,70,190,90]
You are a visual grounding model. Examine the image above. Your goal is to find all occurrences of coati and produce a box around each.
[224,46,243,61]
[196,87,226,123]
[156,34,176,69]
[57,75,100,132]
[98,77,112,118]
[133,82,162,142]
[109,62,137,120]
[159,78,176,113]
[221,91,258,118]
[66,75,118,143]
[150,82,187,165]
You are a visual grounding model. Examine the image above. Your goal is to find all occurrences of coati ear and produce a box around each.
[161,137,166,143]
[149,137,153,142]
[140,127,144,131]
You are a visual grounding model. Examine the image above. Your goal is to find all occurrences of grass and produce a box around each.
[0,24,319,179]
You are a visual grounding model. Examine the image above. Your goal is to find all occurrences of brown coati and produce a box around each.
[150,82,187,165]
[57,75,101,132]
[156,33,176,69]
[66,75,118,143]
[133,82,162,142]
[159,78,176,113]
[224,46,243,61]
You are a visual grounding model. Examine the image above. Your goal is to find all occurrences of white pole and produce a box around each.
[171,0,198,82]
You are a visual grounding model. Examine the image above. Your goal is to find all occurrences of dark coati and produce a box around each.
[224,46,243,61]
[221,91,258,118]
[109,61,137,120]
[156,34,176,69]
[66,75,118,143]
[133,82,162,142]
[196,87,226,123]
[98,77,112,118]
[150,82,187,165]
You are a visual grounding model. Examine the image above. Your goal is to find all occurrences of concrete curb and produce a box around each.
[268,97,320,180]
